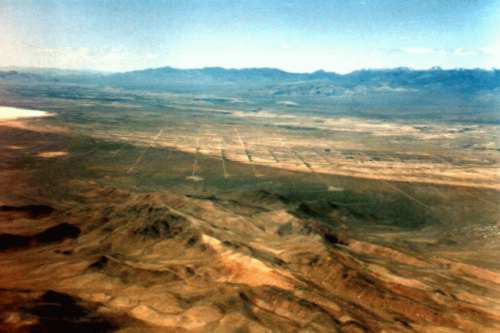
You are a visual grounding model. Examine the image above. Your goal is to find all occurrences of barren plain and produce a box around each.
[0,81,499,332]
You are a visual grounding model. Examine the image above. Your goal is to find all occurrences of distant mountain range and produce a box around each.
[1,66,499,96]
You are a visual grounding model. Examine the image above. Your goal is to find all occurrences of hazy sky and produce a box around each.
[1,0,499,73]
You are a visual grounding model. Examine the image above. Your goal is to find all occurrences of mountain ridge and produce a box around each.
[3,65,498,76]
[1,66,499,96]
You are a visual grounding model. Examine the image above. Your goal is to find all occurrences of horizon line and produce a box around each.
[1,64,498,76]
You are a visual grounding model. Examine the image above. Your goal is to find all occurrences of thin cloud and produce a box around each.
[478,46,500,55]
[399,47,437,55]
[29,47,161,71]
[398,47,494,57]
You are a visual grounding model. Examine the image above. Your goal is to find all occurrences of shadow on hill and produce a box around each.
[0,223,80,252]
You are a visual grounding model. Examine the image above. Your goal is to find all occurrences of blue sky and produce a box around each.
[1,0,499,73]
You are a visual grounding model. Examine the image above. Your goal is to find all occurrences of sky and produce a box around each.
[0,0,499,73]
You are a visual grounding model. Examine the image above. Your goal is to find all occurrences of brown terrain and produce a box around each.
[0,98,499,333]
